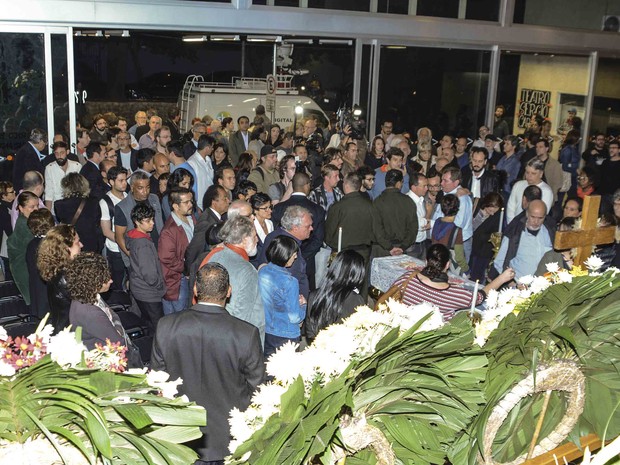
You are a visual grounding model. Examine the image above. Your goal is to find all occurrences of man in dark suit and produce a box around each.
[460,146,502,205]
[80,142,109,201]
[272,172,325,290]
[185,185,229,269]
[151,262,264,465]
[13,128,47,191]
[228,116,250,167]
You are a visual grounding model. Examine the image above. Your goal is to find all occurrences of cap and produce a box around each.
[260,145,277,158]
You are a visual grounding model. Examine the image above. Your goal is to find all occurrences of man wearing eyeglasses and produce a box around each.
[117,130,138,173]
[158,187,196,315]
[183,122,208,159]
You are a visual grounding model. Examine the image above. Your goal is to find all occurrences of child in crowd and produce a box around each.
[125,203,166,332]
[431,194,468,274]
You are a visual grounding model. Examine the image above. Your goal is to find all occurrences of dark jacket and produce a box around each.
[125,229,166,303]
[185,208,222,269]
[494,211,556,275]
[461,167,502,198]
[48,271,71,332]
[7,215,33,305]
[472,210,502,259]
[372,188,418,254]
[13,142,44,191]
[151,303,265,462]
[69,299,124,350]
[228,131,248,167]
[325,191,374,252]
[26,237,49,318]
[80,161,109,201]
[272,194,325,266]
[117,149,139,172]
[54,197,103,253]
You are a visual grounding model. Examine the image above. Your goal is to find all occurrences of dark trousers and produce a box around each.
[264,333,300,359]
[105,248,126,291]
[135,299,164,333]
[469,254,491,283]
[406,240,429,260]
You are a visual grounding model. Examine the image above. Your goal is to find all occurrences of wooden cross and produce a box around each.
[553,195,616,266]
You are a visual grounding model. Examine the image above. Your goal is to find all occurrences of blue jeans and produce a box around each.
[264,333,300,360]
[162,276,189,315]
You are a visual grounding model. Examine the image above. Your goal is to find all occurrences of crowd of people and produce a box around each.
[1,104,619,464]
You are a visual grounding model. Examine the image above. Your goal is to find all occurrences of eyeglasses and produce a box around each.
[428,184,441,189]
[257,205,273,211]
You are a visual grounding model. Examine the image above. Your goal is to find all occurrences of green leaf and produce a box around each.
[145,426,204,443]
[114,403,154,430]
[279,376,305,423]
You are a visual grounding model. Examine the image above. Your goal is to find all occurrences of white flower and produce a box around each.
[584,255,604,272]
[545,262,560,273]
[557,270,573,283]
[0,360,16,377]
[529,276,552,294]
[266,341,303,385]
[229,406,259,446]
[251,383,286,420]
[518,275,535,286]
[146,370,183,398]
[313,324,358,359]
[47,329,86,368]
[418,308,445,332]
[126,367,148,375]
[0,325,7,341]
[29,324,53,345]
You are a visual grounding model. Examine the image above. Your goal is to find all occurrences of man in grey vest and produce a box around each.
[114,170,163,267]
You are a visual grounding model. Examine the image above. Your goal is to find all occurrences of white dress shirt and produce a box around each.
[187,151,214,211]
[406,190,428,243]
[44,160,82,207]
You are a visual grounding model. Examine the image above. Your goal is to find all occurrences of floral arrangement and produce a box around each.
[227,257,620,465]
[0,317,205,465]
[227,300,488,465]
[474,255,605,347]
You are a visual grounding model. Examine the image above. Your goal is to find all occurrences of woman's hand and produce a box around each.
[500,267,516,283]
[299,294,307,306]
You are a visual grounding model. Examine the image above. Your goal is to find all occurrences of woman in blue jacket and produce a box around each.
[258,235,306,359]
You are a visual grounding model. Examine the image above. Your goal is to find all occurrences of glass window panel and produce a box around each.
[465,0,499,22]
[307,0,370,12]
[377,46,490,139]
[0,33,47,153]
[377,0,409,15]
[514,0,620,32]
[496,51,589,158]
[252,0,268,4]
[592,58,620,138]
[52,34,69,138]
[416,0,459,19]
[275,0,299,6]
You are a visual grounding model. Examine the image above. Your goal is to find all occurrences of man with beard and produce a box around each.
[197,216,265,344]
[44,141,81,211]
[460,147,501,204]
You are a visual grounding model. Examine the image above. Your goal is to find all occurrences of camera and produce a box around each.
[337,104,366,140]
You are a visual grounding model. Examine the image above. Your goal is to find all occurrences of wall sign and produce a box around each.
[518,88,551,128]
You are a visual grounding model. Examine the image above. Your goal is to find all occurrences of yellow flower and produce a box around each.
[569,265,588,277]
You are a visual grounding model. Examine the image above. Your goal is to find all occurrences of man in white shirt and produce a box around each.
[138,115,162,150]
[44,141,81,211]
[116,130,135,173]
[100,166,128,290]
[406,172,430,259]
[187,134,215,210]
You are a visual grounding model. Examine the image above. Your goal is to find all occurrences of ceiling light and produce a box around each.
[318,39,352,45]
[247,35,282,43]
[183,35,207,42]
[210,35,240,41]
[283,39,313,45]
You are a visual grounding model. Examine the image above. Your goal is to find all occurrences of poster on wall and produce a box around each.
[517,88,551,128]
[556,93,585,137]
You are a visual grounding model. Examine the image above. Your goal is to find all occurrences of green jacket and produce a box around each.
[372,188,418,254]
[8,215,34,305]
[325,192,374,251]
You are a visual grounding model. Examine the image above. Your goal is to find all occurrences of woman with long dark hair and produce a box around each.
[258,235,306,358]
[392,244,514,321]
[37,224,83,331]
[234,152,257,185]
[305,250,366,341]
[161,168,194,220]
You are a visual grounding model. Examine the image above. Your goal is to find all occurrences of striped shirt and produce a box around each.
[393,272,483,320]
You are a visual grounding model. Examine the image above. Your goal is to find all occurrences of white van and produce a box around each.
[177,74,329,133]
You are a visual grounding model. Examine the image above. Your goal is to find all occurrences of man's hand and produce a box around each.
[390,247,404,256]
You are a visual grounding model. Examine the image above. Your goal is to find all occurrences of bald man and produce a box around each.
[493,199,556,279]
